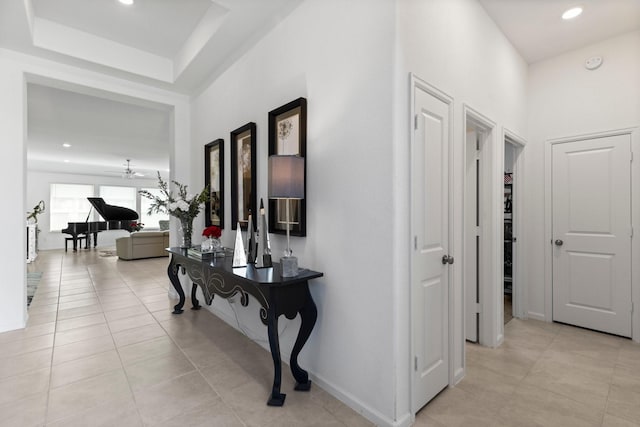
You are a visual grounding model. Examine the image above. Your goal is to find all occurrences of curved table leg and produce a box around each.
[267,303,286,406]
[290,285,317,391]
[167,257,185,314]
[191,283,201,310]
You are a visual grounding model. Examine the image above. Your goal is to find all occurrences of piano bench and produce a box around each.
[65,235,88,252]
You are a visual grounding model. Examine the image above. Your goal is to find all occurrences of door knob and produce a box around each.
[442,255,454,265]
[554,239,564,246]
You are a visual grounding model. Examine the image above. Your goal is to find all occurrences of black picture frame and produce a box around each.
[204,138,224,228]
[268,97,307,237]
[231,122,257,230]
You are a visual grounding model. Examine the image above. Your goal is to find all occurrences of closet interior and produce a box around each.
[504,143,515,324]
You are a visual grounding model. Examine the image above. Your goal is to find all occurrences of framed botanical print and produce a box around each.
[268,97,307,237]
[204,139,224,228]
[230,122,257,230]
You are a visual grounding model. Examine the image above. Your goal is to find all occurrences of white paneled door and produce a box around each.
[411,81,451,412]
[552,134,632,337]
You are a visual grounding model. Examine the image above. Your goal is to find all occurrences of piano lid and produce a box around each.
[87,197,138,221]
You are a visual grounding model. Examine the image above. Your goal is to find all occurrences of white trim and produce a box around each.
[462,104,500,348]
[544,127,639,342]
[3,48,190,329]
[631,128,640,343]
[408,73,455,414]
[503,129,527,321]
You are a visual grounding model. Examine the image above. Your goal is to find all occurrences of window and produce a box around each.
[50,184,94,231]
[140,187,169,229]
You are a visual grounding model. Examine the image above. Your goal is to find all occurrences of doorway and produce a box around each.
[464,124,484,343]
[463,107,497,346]
[503,139,519,325]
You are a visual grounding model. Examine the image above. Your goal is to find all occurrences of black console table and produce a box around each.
[166,247,323,406]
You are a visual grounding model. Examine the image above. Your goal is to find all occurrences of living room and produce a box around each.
[26,82,172,252]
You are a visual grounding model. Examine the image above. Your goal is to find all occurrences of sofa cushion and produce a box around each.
[116,231,170,260]
[130,231,164,239]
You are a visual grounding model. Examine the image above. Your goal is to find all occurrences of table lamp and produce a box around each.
[268,155,304,277]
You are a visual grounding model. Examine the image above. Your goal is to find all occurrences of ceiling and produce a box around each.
[27,83,172,178]
[0,0,304,93]
[1,0,638,179]
[478,0,640,63]
[0,0,304,178]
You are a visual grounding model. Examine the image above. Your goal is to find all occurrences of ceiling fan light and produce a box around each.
[562,7,583,20]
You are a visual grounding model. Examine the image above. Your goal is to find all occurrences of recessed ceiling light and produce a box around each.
[64,159,70,163]
[62,143,71,148]
[118,0,134,5]
[562,7,583,20]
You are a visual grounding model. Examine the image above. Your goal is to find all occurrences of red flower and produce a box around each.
[202,225,221,238]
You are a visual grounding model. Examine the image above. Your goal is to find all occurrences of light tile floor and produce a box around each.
[5,249,640,426]
[7,249,371,427]
[417,318,640,427]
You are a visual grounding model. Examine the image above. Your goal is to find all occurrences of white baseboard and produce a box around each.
[310,370,413,427]
[453,366,465,385]
[204,303,408,427]
[0,318,27,333]
[527,311,546,322]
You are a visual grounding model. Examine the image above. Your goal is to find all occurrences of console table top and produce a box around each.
[166,247,323,286]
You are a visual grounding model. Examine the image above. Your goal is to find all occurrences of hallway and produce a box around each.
[3,249,640,426]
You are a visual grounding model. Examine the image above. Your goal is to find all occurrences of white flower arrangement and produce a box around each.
[139,173,209,223]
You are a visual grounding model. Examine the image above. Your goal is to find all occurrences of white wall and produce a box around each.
[526,30,640,320]
[0,48,190,332]
[394,0,528,420]
[0,56,28,332]
[191,0,397,424]
[26,170,160,250]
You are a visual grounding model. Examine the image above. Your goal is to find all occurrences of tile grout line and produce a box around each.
[91,253,148,427]
[32,251,66,427]
[44,250,143,426]
[41,250,65,426]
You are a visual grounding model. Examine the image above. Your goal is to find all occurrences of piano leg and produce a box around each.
[64,237,77,252]
[91,232,99,248]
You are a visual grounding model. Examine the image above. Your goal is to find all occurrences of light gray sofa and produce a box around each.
[115,231,170,260]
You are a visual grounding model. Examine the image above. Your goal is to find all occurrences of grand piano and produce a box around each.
[61,197,139,251]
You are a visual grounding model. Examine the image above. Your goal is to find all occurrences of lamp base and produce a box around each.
[280,256,299,277]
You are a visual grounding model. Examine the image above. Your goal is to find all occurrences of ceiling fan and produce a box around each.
[105,159,144,179]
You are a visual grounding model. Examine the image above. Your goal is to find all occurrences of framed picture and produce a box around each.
[268,97,307,237]
[231,122,257,230]
[204,139,224,228]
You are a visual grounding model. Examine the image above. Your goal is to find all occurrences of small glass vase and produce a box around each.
[200,236,220,253]
[210,237,223,255]
[179,218,193,249]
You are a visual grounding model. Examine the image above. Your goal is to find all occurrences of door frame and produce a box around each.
[503,129,526,321]
[409,74,455,414]
[463,121,482,343]
[544,127,640,342]
[462,105,504,347]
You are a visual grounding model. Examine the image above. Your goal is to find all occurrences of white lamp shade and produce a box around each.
[268,155,305,199]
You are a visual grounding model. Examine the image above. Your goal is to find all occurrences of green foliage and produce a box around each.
[139,172,209,222]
